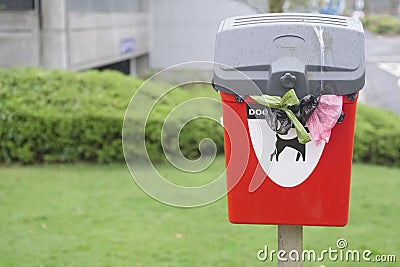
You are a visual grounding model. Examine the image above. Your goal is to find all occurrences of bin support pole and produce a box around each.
[278,225,303,267]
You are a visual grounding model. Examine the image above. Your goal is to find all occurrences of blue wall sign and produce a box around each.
[120,38,136,55]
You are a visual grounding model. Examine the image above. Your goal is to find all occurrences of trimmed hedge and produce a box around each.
[0,67,223,164]
[354,104,400,166]
[128,84,224,163]
[362,15,400,35]
[0,67,399,166]
[0,68,138,163]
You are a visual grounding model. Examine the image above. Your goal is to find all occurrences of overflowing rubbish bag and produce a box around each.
[262,94,319,136]
[251,90,343,146]
[251,90,312,144]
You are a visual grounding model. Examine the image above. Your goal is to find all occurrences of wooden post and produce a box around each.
[278,225,303,267]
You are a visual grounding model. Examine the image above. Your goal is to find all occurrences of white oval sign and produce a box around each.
[247,104,325,188]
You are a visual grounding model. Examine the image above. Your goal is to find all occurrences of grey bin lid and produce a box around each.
[213,13,366,98]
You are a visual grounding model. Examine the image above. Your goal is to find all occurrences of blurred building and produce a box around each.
[363,0,400,15]
[150,0,266,70]
[0,0,149,75]
[0,0,266,75]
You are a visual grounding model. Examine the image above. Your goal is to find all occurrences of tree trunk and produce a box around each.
[269,0,285,13]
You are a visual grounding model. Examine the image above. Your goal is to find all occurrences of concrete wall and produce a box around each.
[150,0,259,70]
[68,11,149,71]
[0,10,40,67]
[40,0,69,69]
[1,0,258,72]
[364,0,399,15]
[40,0,149,71]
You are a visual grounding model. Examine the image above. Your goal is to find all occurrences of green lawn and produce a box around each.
[0,159,399,267]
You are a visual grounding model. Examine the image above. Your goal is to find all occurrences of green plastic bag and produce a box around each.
[251,89,311,144]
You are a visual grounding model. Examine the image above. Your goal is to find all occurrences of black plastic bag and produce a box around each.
[265,95,320,135]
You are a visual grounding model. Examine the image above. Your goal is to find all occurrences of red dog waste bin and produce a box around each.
[213,13,365,226]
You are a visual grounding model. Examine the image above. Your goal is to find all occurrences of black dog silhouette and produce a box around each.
[270,134,306,162]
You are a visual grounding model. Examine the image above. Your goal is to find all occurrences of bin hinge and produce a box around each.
[234,95,245,103]
[211,79,245,103]
[337,111,345,124]
[346,93,358,101]
[211,79,219,92]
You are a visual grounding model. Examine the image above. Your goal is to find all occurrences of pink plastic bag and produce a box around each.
[306,95,343,146]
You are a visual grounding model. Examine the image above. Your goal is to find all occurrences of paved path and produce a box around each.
[363,31,400,115]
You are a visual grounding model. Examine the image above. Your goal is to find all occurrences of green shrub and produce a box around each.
[354,104,400,166]
[0,67,399,167]
[362,15,400,35]
[0,67,139,163]
[142,84,223,163]
[0,67,223,164]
